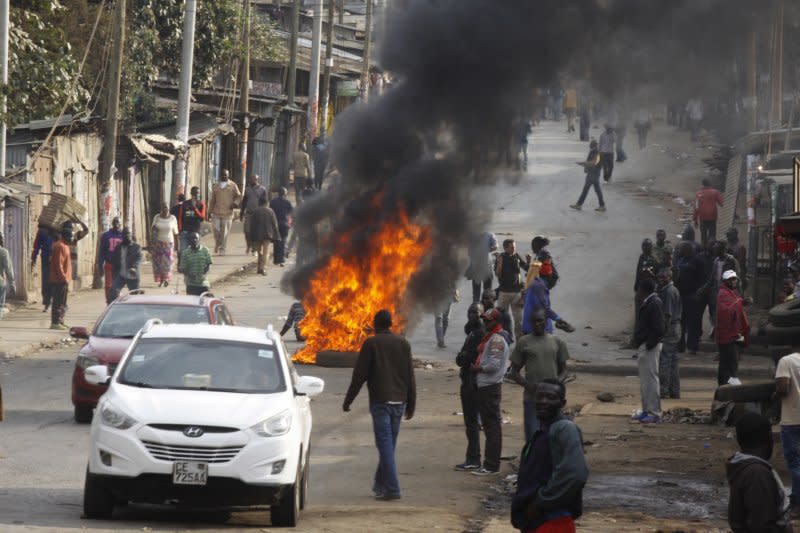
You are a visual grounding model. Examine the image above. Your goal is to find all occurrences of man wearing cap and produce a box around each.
[470,308,511,476]
[716,270,748,386]
[699,240,740,332]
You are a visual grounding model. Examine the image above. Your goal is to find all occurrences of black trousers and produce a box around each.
[274,226,290,265]
[51,282,68,325]
[680,293,703,352]
[700,220,716,246]
[460,382,481,466]
[717,342,739,386]
[41,258,52,306]
[186,285,207,296]
[476,383,502,471]
[600,152,614,181]
[471,276,492,303]
[576,173,605,207]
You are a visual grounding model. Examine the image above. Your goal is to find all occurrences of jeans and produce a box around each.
[434,302,452,346]
[370,402,405,497]
[638,343,662,416]
[717,342,739,386]
[699,219,716,246]
[40,258,52,307]
[523,399,541,443]
[477,383,502,471]
[781,425,800,507]
[600,152,614,181]
[51,282,69,326]
[576,173,604,207]
[460,383,481,466]
[110,276,140,301]
[471,276,492,303]
[659,340,680,397]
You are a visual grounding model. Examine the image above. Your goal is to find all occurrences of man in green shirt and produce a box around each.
[508,308,569,442]
[178,232,212,296]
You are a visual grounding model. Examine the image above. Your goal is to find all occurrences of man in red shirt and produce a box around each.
[49,225,73,330]
[715,270,748,386]
[693,178,724,246]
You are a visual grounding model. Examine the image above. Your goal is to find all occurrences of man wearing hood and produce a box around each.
[726,412,792,532]
[454,303,485,471]
[657,268,682,399]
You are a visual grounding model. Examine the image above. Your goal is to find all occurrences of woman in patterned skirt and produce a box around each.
[150,203,179,287]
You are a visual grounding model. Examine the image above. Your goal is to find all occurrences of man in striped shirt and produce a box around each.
[178,232,212,296]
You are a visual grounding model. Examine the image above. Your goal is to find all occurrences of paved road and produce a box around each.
[0,121,684,531]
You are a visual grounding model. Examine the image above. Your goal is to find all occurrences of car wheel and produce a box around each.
[769,299,800,327]
[74,404,94,424]
[270,463,301,527]
[766,324,800,346]
[83,469,115,519]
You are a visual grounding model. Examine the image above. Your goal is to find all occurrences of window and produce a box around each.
[95,304,210,338]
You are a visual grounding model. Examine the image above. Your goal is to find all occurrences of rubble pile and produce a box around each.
[661,407,712,424]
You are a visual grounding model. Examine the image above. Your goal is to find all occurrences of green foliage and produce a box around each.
[250,13,287,64]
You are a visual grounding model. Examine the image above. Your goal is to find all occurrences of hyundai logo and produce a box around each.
[183,426,204,438]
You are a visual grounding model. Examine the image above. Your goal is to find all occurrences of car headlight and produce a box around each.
[251,410,292,437]
[99,401,137,430]
[76,354,100,370]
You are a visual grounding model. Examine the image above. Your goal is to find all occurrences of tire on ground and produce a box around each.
[714,380,776,403]
[768,299,800,327]
[74,404,93,424]
[314,350,359,368]
[766,324,800,346]
[270,462,301,527]
[769,345,794,364]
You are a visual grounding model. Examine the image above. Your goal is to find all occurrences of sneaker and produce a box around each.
[595,205,607,212]
[640,414,661,424]
[454,462,480,471]
[374,492,401,501]
[471,467,499,477]
[630,410,645,421]
[50,323,68,330]
[569,204,582,211]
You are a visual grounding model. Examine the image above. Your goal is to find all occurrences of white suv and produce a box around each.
[82,321,324,527]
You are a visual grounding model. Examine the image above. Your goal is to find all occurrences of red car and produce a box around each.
[70,291,235,423]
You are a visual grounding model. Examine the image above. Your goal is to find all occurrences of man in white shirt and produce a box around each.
[775,352,800,515]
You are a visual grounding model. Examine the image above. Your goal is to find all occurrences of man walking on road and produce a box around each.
[715,270,748,386]
[109,228,142,301]
[248,197,281,275]
[726,412,792,532]
[511,379,588,533]
[466,231,498,303]
[570,139,606,212]
[657,268,682,399]
[598,124,616,182]
[454,303,485,471]
[49,225,73,330]
[470,308,511,476]
[178,232,212,296]
[0,233,15,319]
[311,136,330,190]
[693,178,723,245]
[495,239,530,340]
[775,352,800,520]
[208,170,242,256]
[177,186,207,258]
[508,309,569,441]
[343,310,416,501]
[292,143,313,203]
[239,175,268,255]
[632,277,665,424]
[98,217,123,304]
[269,187,293,266]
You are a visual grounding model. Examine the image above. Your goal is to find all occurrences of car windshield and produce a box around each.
[95,305,210,338]
[118,339,285,394]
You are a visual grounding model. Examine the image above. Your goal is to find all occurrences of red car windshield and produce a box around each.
[95,305,211,338]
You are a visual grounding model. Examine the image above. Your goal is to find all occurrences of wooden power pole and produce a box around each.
[239,0,251,191]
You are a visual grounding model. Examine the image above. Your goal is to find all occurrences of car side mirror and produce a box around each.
[85,365,110,386]
[295,375,324,397]
[70,326,89,340]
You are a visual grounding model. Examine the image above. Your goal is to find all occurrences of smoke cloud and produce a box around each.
[284,0,796,312]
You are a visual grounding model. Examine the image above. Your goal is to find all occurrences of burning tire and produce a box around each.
[314,351,359,368]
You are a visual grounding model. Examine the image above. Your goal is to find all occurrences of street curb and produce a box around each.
[572,359,774,380]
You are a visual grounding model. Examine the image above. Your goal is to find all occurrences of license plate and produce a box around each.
[172,461,208,485]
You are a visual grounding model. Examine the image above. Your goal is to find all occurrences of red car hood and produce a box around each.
[81,336,133,364]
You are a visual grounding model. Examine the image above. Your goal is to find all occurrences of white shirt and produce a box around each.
[776,353,800,425]
[152,215,179,244]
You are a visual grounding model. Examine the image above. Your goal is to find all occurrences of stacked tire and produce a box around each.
[767,299,800,363]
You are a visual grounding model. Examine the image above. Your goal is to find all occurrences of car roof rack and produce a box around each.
[117,288,146,303]
[141,318,163,334]
[198,291,215,302]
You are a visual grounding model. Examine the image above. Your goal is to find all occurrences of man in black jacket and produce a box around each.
[632,277,665,424]
[726,412,792,532]
[454,303,485,471]
[109,228,142,301]
[343,310,416,501]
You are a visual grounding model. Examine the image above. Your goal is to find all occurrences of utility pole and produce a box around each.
[94,0,126,288]
[307,0,323,144]
[337,0,344,24]
[360,0,373,102]
[238,0,251,191]
[175,0,197,197]
[746,30,758,132]
[286,0,300,106]
[320,0,334,138]
[0,0,8,182]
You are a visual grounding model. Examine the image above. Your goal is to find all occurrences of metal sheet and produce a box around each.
[718,154,743,234]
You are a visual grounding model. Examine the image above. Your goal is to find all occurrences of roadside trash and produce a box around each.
[453,411,463,416]
[596,392,615,402]
[727,377,742,386]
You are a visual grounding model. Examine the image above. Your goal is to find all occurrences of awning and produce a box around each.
[0,179,42,201]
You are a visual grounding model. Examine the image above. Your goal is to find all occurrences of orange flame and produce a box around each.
[293,209,432,364]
